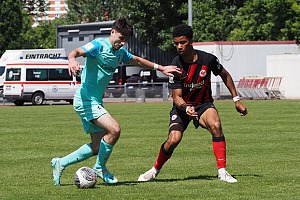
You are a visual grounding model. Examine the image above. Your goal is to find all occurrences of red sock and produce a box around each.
[153,144,172,170]
[212,136,226,169]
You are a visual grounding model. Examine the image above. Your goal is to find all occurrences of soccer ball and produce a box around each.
[74,167,97,189]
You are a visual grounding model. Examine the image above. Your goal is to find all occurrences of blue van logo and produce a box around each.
[52,85,58,92]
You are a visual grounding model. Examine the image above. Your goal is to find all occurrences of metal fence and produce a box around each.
[2,81,272,105]
[104,81,236,103]
[104,82,170,103]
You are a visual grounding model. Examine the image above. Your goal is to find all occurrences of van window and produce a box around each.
[6,68,21,81]
[26,69,48,81]
[0,66,5,76]
[49,69,72,81]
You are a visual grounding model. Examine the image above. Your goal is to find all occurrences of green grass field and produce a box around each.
[0,100,299,200]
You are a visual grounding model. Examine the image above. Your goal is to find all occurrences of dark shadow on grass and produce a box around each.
[100,181,139,187]
[138,173,262,183]
[148,175,216,183]
[234,173,263,178]
[58,173,262,188]
[59,181,139,188]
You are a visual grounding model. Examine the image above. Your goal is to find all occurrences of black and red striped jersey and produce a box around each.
[169,50,223,106]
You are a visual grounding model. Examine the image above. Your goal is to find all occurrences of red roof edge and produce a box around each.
[193,41,298,46]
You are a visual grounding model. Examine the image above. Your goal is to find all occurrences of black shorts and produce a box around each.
[169,102,217,130]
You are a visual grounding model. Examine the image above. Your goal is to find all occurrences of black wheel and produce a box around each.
[126,91,135,98]
[67,99,73,105]
[13,100,25,106]
[112,92,122,98]
[32,92,44,105]
[145,92,156,98]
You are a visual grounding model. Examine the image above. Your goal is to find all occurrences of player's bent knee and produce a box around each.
[209,121,222,132]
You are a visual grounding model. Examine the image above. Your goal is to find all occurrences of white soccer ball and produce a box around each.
[74,167,97,189]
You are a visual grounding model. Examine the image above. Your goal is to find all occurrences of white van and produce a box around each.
[3,59,81,106]
[0,48,67,94]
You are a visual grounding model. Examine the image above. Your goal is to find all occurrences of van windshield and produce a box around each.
[0,66,5,76]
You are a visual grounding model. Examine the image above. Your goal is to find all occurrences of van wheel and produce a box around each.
[14,100,25,106]
[146,92,155,98]
[126,91,135,98]
[67,99,73,105]
[112,92,122,98]
[32,92,44,105]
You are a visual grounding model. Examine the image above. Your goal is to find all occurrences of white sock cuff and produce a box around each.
[218,168,226,174]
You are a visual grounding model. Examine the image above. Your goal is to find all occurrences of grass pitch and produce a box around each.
[0,100,299,200]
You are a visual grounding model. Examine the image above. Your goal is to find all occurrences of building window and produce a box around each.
[79,37,84,41]
[68,37,73,42]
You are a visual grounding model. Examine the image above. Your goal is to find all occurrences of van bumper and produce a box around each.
[3,93,32,102]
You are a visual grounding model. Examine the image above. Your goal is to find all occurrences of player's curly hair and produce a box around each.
[112,18,133,39]
[173,24,193,39]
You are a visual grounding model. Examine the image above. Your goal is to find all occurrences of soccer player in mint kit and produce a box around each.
[138,24,247,183]
[51,18,180,186]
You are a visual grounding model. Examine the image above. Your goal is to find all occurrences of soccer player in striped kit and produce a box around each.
[138,24,247,183]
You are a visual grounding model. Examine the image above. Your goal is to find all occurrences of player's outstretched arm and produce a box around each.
[219,68,248,116]
[129,55,180,77]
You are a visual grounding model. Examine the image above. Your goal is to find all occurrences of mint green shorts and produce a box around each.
[73,97,107,134]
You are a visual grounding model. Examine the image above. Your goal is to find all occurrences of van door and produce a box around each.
[48,68,76,100]
[4,68,23,97]
[0,65,5,93]
[25,68,49,101]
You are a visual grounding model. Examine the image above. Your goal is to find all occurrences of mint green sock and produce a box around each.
[94,138,114,170]
[60,143,93,168]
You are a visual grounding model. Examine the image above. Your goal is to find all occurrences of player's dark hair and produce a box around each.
[173,24,193,39]
[112,18,133,39]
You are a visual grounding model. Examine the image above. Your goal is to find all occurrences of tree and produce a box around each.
[66,0,104,23]
[21,18,66,49]
[0,0,23,55]
[22,0,48,16]
[228,0,300,41]
[108,0,186,50]
[290,1,300,41]
[179,0,238,42]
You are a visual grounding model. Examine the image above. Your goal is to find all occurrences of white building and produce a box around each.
[193,41,300,82]
[32,0,68,27]
[267,54,300,99]
[193,41,300,99]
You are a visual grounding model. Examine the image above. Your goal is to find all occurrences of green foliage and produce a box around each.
[0,100,299,199]
[290,1,300,41]
[0,0,23,55]
[111,0,186,49]
[0,0,66,55]
[182,0,238,42]
[0,0,299,55]
[21,18,66,49]
[65,0,105,23]
[229,0,299,41]
[22,0,49,17]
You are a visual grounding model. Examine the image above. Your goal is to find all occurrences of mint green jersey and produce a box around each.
[75,38,133,103]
